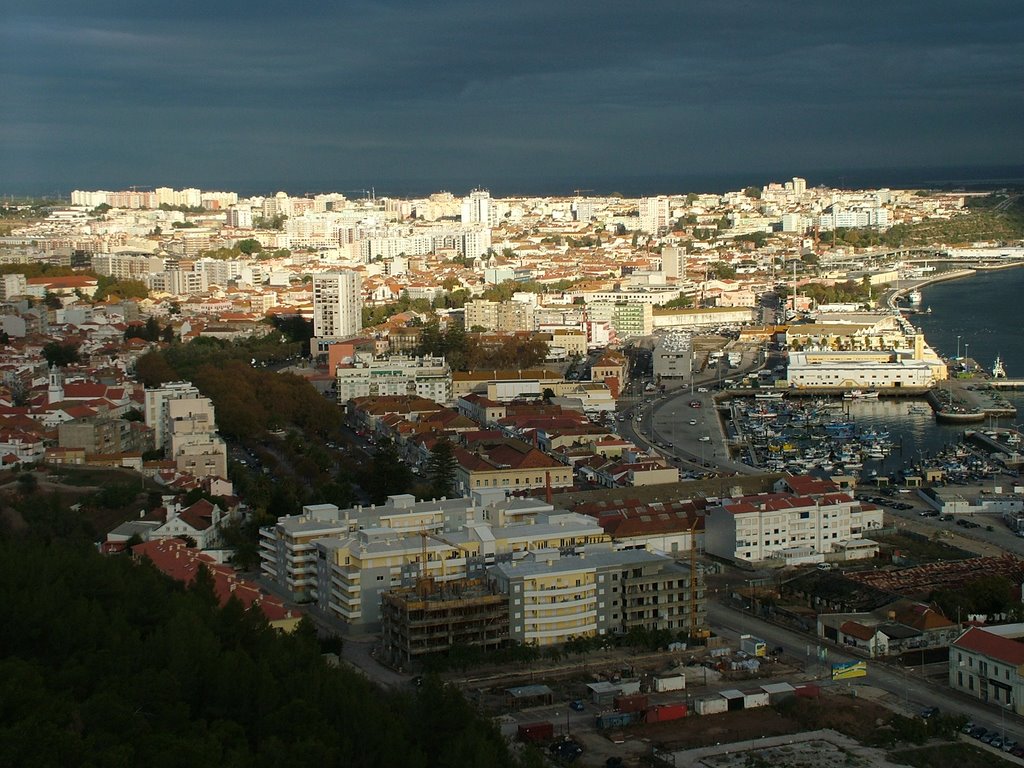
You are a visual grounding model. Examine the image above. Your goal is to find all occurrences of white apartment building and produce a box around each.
[335,354,452,404]
[587,302,654,340]
[144,381,227,479]
[464,299,536,332]
[491,548,700,646]
[704,491,883,564]
[0,273,28,300]
[313,271,362,340]
[660,246,687,280]
[149,269,208,296]
[225,206,253,228]
[259,491,609,622]
[92,253,166,281]
[639,196,671,235]
[818,207,890,231]
[462,189,496,227]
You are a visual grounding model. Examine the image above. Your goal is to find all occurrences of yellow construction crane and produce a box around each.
[687,516,710,641]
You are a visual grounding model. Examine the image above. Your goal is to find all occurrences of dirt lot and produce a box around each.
[624,695,894,751]
[892,742,1016,768]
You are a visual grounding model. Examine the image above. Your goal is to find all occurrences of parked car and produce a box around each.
[1001,738,1017,752]
[919,706,939,719]
[970,725,987,739]
[962,721,975,734]
[569,699,585,712]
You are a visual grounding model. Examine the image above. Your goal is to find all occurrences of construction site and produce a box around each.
[380,578,509,667]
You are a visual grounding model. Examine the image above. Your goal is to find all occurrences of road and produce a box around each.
[618,347,765,476]
[709,602,1024,743]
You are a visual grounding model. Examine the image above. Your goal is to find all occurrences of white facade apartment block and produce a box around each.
[92,253,166,281]
[335,355,452,404]
[639,196,671,236]
[0,273,28,300]
[225,206,253,228]
[145,381,200,449]
[149,269,208,296]
[705,493,883,563]
[313,271,362,339]
[461,189,496,227]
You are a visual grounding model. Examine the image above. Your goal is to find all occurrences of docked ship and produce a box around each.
[907,288,922,305]
[993,355,1007,379]
[843,389,879,400]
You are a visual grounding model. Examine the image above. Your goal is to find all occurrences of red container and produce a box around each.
[646,703,688,723]
[518,722,554,742]
[794,683,820,699]
[614,694,649,713]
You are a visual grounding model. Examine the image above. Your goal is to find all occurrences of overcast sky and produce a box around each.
[2,0,1022,196]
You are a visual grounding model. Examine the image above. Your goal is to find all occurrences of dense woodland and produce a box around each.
[0,492,530,767]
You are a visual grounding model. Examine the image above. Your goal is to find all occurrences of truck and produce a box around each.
[739,634,767,657]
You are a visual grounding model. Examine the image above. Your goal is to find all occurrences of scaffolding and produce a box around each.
[380,579,509,666]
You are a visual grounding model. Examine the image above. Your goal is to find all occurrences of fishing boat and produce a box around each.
[907,288,922,305]
[843,389,879,400]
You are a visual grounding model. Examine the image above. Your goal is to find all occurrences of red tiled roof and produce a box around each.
[840,621,876,641]
[954,627,1024,665]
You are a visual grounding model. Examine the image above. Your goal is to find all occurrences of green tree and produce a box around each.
[42,341,80,368]
[237,238,263,255]
[427,438,459,499]
[364,439,414,504]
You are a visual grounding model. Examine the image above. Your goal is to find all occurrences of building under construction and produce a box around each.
[380,579,509,667]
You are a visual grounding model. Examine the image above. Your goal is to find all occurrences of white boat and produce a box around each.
[843,389,879,400]
[993,355,1007,379]
[907,289,922,305]
[754,391,785,400]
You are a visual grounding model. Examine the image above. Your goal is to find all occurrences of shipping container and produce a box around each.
[518,722,554,743]
[739,634,767,657]
[653,674,686,693]
[743,692,770,709]
[645,703,688,723]
[614,694,649,713]
[695,696,728,715]
[596,711,639,729]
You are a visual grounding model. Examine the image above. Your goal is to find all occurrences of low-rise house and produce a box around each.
[949,624,1024,714]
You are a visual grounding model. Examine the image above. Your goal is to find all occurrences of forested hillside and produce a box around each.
[0,511,527,767]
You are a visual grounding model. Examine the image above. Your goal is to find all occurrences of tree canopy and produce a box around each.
[0,518,521,768]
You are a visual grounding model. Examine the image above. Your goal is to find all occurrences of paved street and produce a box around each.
[709,602,1024,743]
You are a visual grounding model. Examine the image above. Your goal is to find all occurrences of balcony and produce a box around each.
[524,584,596,599]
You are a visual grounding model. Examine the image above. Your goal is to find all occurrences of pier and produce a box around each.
[987,379,1024,390]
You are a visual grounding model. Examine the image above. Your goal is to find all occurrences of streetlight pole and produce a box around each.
[956,335,961,361]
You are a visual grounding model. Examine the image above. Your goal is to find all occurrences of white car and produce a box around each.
[689,419,697,425]
[697,387,709,393]
[698,435,710,442]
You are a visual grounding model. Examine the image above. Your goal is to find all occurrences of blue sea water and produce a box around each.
[844,267,1024,473]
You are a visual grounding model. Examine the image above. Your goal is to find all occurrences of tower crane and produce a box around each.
[416,530,475,596]
[687,516,709,642]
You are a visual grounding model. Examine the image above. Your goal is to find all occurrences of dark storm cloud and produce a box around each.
[1,0,1022,193]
